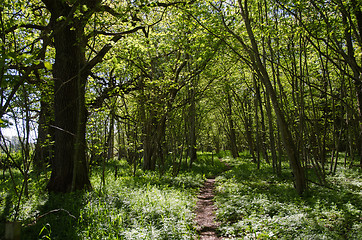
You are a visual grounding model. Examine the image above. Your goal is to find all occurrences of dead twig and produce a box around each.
[27,208,76,226]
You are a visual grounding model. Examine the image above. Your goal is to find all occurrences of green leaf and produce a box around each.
[44,62,52,70]
[0,118,9,128]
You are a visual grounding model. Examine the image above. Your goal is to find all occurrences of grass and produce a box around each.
[215,154,362,239]
[1,151,361,239]
[0,152,225,240]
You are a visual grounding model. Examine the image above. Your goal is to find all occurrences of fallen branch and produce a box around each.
[28,208,76,226]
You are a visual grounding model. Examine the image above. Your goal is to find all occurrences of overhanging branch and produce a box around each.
[85,26,145,71]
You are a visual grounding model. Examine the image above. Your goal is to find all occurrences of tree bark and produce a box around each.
[45,2,91,192]
[226,85,239,159]
[141,88,156,170]
[265,92,278,172]
[33,94,54,172]
[106,110,115,160]
[188,79,197,167]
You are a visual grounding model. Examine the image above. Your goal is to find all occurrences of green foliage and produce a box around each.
[190,152,229,178]
[2,0,362,238]
[79,180,195,240]
[215,156,362,239]
[1,151,361,240]
[1,153,226,239]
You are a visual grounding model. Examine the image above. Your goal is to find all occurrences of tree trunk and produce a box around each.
[237,0,306,194]
[106,110,115,160]
[353,73,362,168]
[33,92,54,173]
[226,85,239,159]
[240,97,256,162]
[142,106,156,170]
[46,5,91,192]
[265,92,278,173]
[188,80,197,167]
[142,107,166,171]
[253,76,261,168]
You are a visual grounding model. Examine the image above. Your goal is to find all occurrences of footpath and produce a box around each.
[194,160,231,240]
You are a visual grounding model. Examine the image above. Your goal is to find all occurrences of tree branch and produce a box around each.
[4,24,48,34]
[85,26,145,71]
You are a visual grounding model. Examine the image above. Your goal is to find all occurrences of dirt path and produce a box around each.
[194,177,220,240]
[194,160,232,239]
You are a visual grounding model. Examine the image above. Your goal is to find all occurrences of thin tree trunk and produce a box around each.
[226,85,239,159]
[107,110,115,160]
[189,79,197,167]
[237,0,306,194]
[265,92,278,172]
[253,77,261,169]
[34,91,54,173]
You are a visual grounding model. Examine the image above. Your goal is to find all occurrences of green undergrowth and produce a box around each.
[215,154,362,239]
[0,152,225,239]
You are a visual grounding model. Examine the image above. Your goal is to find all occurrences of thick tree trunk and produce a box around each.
[263,73,306,195]
[340,0,362,168]
[240,99,257,162]
[142,115,167,171]
[256,80,269,164]
[46,8,91,192]
[245,118,256,163]
[253,77,261,168]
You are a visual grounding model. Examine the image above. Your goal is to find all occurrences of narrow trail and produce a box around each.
[194,160,231,240]
[194,177,220,240]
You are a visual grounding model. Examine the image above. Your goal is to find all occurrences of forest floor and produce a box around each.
[214,155,362,239]
[1,152,361,239]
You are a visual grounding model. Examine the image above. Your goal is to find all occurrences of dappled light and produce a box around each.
[1,0,362,239]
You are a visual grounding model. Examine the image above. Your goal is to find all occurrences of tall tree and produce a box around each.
[217,0,307,194]
[39,0,163,191]
[37,0,196,192]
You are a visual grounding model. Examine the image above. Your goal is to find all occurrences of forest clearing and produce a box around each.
[1,0,362,239]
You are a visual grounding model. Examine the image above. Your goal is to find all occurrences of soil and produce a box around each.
[194,177,220,240]
[194,160,232,240]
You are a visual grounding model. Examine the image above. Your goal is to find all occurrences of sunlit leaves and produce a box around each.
[43,62,52,70]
